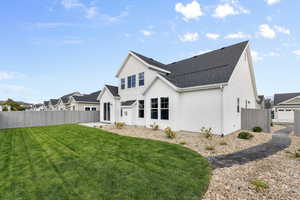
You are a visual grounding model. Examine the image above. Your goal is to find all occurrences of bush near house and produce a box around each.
[1,99,25,111]
[115,122,125,129]
[164,127,176,139]
[251,179,269,191]
[252,126,263,132]
[200,127,213,139]
[238,132,254,140]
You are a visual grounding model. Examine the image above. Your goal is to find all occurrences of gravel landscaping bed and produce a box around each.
[99,125,272,157]
[203,135,300,200]
[97,125,300,200]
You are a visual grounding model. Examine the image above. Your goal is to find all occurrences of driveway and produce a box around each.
[208,127,292,168]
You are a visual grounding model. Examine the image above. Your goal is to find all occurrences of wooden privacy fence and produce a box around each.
[294,110,300,136]
[241,108,271,133]
[0,111,100,129]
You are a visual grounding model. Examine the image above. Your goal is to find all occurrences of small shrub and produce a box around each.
[164,127,176,139]
[150,124,159,131]
[270,122,273,127]
[115,122,125,129]
[205,146,215,151]
[180,141,186,145]
[200,127,213,139]
[251,179,269,191]
[219,141,227,146]
[293,151,300,158]
[238,132,254,140]
[252,126,262,132]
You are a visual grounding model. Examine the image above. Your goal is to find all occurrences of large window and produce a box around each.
[121,78,125,89]
[127,76,132,88]
[151,98,158,119]
[139,72,145,86]
[160,97,169,120]
[138,100,144,118]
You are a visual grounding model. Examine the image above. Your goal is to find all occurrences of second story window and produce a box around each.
[132,75,136,88]
[139,72,145,86]
[121,78,125,89]
[127,75,136,88]
[128,76,132,88]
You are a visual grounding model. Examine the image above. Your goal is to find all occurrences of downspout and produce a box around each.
[220,84,224,136]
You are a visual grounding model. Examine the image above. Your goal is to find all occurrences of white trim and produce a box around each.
[120,101,137,108]
[97,86,118,101]
[115,51,171,77]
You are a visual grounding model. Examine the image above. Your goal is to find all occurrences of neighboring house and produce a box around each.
[0,105,11,111]
[49,99,59,111]
[43,101,50,111]
[98,41,259,135]
[273,92,300,123]
[68,91,101,111]
[32,104,44,111]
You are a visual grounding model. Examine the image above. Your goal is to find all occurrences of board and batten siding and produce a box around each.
[222,46,258,134]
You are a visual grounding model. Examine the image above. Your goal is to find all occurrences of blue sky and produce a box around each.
[0,0,299,103]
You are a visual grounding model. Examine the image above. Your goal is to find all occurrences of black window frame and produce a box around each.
[160,97,169,120]
[132,75,136,88]
[121,78,125,89]
[237,98,240,113]
[127,76,132,88]
[151,98,158,119]
[139,72,145,86]
[85,107,91,111]
[91,107,96,111]
[138,100,145,118]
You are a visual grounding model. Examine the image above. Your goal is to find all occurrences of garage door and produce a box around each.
[277,109,294,123]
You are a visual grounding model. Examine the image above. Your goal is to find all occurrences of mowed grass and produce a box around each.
[0,124,211,200]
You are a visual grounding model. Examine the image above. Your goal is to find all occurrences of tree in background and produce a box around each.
[1,99,25,111]
[2,106,8,112]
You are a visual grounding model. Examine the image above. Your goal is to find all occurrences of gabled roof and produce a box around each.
[105,85,119,97]
[130,51,166,69]
[257,95,265,104]
[50,99,58,105]
[73,90,101,103]
[161,41,249,88]
[61,92,81,98]
[274,92,300,106]
[44,101,49,106]
[121,100,136,106]
[61,97,69,104]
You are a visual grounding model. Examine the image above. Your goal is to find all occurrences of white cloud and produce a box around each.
[86,7,98,19]
[213,1,249,18]
[179,32,199,42]
[0,72,15,80]
[259,24,276,39]
[266,16,272,22]
[61,0,99,19]
[266,52,280,56]
[251,50,263,62]
[140,30,154,36]
[175,0,203,21]
[101,9,129,23]
[225,32,251,39]
[293,50,300,56]
[274,25,290,35]
[205,33,220,40]
[61,0,84,9]
[265,0,281,5]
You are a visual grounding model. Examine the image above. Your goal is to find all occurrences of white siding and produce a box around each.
[144,78,180,130]
[117,55,158,101]
[223,47,258,134]
[179,89,222,134]
[99,88,117,123]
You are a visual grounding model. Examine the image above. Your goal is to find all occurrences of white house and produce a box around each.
[273,92,300,123]
[67,91,101,111]
[98,41,260,135]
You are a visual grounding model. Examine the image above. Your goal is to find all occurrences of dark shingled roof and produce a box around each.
[132,41,249,88]
[44,101,49,106]
[121,100,136,106]
[61,92,81,98]
[50,99,58,105]
[130,51,166,69]
[73,90,101,103]
[257,95,265,104]
[106,85,119,97]
[274,92,300,106]
[61,97,69,103]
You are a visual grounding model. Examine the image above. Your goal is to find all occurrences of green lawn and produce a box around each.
[0,124,211,200]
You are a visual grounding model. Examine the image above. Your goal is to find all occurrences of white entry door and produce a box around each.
[122,108,133,125]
